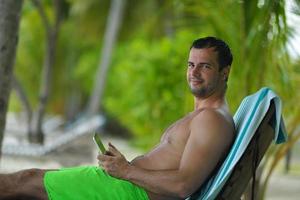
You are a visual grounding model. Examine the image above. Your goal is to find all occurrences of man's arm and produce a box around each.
[98,110,234,198]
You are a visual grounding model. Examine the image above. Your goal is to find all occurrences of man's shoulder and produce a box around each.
[191,107,233,126]
[190,108,234,140]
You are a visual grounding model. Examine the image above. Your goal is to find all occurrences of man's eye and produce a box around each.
[203,64,211,69]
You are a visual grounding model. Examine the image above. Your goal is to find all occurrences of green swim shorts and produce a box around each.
[44,166,149,200]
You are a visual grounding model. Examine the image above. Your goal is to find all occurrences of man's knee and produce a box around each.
[0,168,47,200]
[17,168,45,183]
[16,168,48,200]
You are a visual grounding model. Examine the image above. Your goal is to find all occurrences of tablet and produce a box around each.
[93,133,106,154]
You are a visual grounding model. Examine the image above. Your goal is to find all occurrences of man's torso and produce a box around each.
[131,108,234,200]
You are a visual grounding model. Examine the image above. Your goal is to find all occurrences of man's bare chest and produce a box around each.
[161,113,198,146]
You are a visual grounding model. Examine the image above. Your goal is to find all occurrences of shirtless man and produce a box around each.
[0,36,234,200]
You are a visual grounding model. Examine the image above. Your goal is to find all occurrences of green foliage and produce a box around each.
[14,2,45,106]
[14,0,104,114]
[8,93,22,112]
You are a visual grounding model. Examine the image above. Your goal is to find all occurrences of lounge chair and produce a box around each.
[188,87,287,200]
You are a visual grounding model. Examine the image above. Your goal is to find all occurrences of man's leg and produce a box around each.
[0,168,49,200]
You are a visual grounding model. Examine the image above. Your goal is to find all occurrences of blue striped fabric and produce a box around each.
[187,87,287,200]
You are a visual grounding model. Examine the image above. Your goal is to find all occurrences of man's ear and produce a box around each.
[222,66,230,81]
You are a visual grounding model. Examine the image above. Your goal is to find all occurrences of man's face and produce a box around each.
[187,47,224,98]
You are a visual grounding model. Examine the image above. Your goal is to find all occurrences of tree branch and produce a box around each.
[31,0,52,33]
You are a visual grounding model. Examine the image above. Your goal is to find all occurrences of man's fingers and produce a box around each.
[105,150,114,156]
[97,154,105,160]
[106,148,115,156]
[109,142,117,149]
[97,154,113,161]
[108,143,121,155]
[108,146,118,154]
[98,156,112,169]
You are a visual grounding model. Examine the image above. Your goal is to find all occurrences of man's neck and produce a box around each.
[194,90,226,110]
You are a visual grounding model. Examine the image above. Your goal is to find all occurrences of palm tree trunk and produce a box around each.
[30,29,57,143]
[30,0,62,144]
[11,75,33,138]
[0,0,23,158]
[87,0,126,115]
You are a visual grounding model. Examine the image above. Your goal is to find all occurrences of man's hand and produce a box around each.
[97,143,131,179]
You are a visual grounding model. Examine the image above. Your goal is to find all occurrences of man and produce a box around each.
[0,36,234,200]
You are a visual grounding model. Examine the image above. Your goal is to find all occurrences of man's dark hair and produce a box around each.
[190,36,233,71]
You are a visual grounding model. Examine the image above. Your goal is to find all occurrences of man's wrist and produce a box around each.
[124,162,135,181]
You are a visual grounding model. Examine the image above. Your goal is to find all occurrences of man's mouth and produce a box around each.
[189,78,204,85]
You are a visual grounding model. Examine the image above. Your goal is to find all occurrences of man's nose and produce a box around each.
[190,66,201,75]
